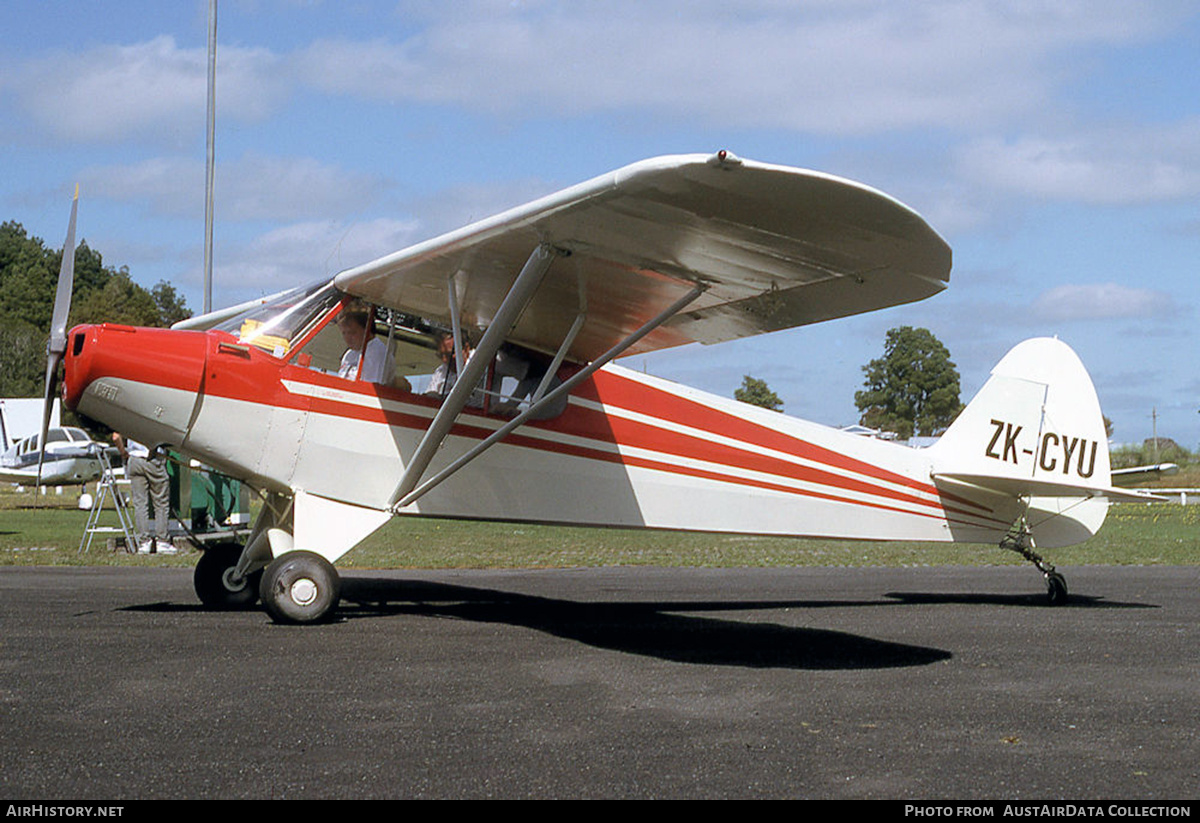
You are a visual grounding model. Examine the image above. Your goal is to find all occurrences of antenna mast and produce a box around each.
[203,0,218,313]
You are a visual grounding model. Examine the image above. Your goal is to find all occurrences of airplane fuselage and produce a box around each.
[63,320,1024,547]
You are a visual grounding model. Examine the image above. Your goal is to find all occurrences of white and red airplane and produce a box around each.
[48,152,1151,623]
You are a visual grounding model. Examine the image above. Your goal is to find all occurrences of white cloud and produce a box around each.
[79,156,203,213]
[955,124,1200,204]
[5,2,1190,145]
[294,1,1187,135]
[79,153,387,220]
[1031,283,1178,321]
[215,217,423,292]
[218,153,388,221]
[10,36,287,143]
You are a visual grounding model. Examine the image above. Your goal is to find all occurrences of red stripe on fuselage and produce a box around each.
[576,371,949,497]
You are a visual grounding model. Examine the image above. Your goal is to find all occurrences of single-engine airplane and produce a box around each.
[48,152,1154,623]
[0,401,103,487]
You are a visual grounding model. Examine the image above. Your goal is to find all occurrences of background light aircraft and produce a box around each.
[1111,463,1179,486]
[48,152,1154,623]
[0,401,102,487]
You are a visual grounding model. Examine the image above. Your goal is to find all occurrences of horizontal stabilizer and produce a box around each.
[933,472,1166,504]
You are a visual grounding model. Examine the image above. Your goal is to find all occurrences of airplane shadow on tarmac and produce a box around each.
[124,577,1154,672]
[335,577,945,671]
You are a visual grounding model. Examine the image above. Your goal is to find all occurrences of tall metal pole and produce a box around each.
[203,0,218,314]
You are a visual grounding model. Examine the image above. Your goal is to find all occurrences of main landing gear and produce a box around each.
[194,545,343,623]
[1000,523,1069,606]
[259,551,341,624]
[192,490,345,623]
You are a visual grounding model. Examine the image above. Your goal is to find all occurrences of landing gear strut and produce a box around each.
[1000,522,1069,606]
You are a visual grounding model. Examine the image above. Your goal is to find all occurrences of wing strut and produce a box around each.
[447,270,465,372]
[392,282,704,512]
[532,271,587,405]
[389,243,562,507]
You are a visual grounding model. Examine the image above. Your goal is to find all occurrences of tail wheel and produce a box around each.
[1046,572,1069,606]
[259,551,341,624]
[194,542,261,610]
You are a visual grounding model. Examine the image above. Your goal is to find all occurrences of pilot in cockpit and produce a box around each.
[337,308,394,385]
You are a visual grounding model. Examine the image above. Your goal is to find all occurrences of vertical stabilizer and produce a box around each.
[929,337,1117,547]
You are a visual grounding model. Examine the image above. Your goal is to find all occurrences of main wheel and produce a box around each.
[259,551,341,624]
[194,542,261,609]
[1045,572,1069,606]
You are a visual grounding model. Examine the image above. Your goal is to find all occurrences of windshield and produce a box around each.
[214,280,342,357]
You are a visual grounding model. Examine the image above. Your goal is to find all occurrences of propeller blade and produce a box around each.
[49,184,79,360]
[36,186,78,488]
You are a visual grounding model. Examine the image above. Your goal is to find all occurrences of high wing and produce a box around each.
[335,152,952,363]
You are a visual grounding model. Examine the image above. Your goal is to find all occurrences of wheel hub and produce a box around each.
[290,577,319,606]
[221,567,247,593]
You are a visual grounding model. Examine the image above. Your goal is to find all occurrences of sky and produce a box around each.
[2,0,1198,448]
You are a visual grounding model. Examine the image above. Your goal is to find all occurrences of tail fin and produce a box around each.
[930,337,1149,548]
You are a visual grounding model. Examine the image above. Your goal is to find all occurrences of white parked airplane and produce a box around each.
[0,402,103,486]
[45,152,1154,623]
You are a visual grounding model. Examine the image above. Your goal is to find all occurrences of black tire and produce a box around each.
[1046,572,1069,606]
[194,542,261,610]
[259,551,341,624]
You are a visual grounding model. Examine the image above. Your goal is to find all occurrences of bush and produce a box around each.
[1110,439,1194,469]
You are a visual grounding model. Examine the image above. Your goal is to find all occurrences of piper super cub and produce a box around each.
[49,152,1151,623]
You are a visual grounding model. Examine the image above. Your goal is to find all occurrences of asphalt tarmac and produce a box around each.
[0,564,1196,799]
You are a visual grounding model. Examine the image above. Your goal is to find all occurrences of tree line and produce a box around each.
[0,221,191,397]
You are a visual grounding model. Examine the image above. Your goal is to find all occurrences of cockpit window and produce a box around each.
[211,282,569,419]
[214,280,341,358]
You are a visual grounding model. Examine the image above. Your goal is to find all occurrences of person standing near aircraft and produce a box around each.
[113,433,173,555]
[337,308,394,385]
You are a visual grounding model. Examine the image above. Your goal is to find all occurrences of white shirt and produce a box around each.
[339,336,392,384]
[125,438,150,458]
[426,351,484,407]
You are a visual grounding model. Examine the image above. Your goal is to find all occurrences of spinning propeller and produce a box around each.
[36,186,78,487]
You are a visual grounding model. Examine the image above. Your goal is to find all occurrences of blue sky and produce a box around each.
[2,0,1198,448]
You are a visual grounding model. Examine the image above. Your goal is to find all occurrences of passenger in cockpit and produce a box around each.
[426,332,484,407]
